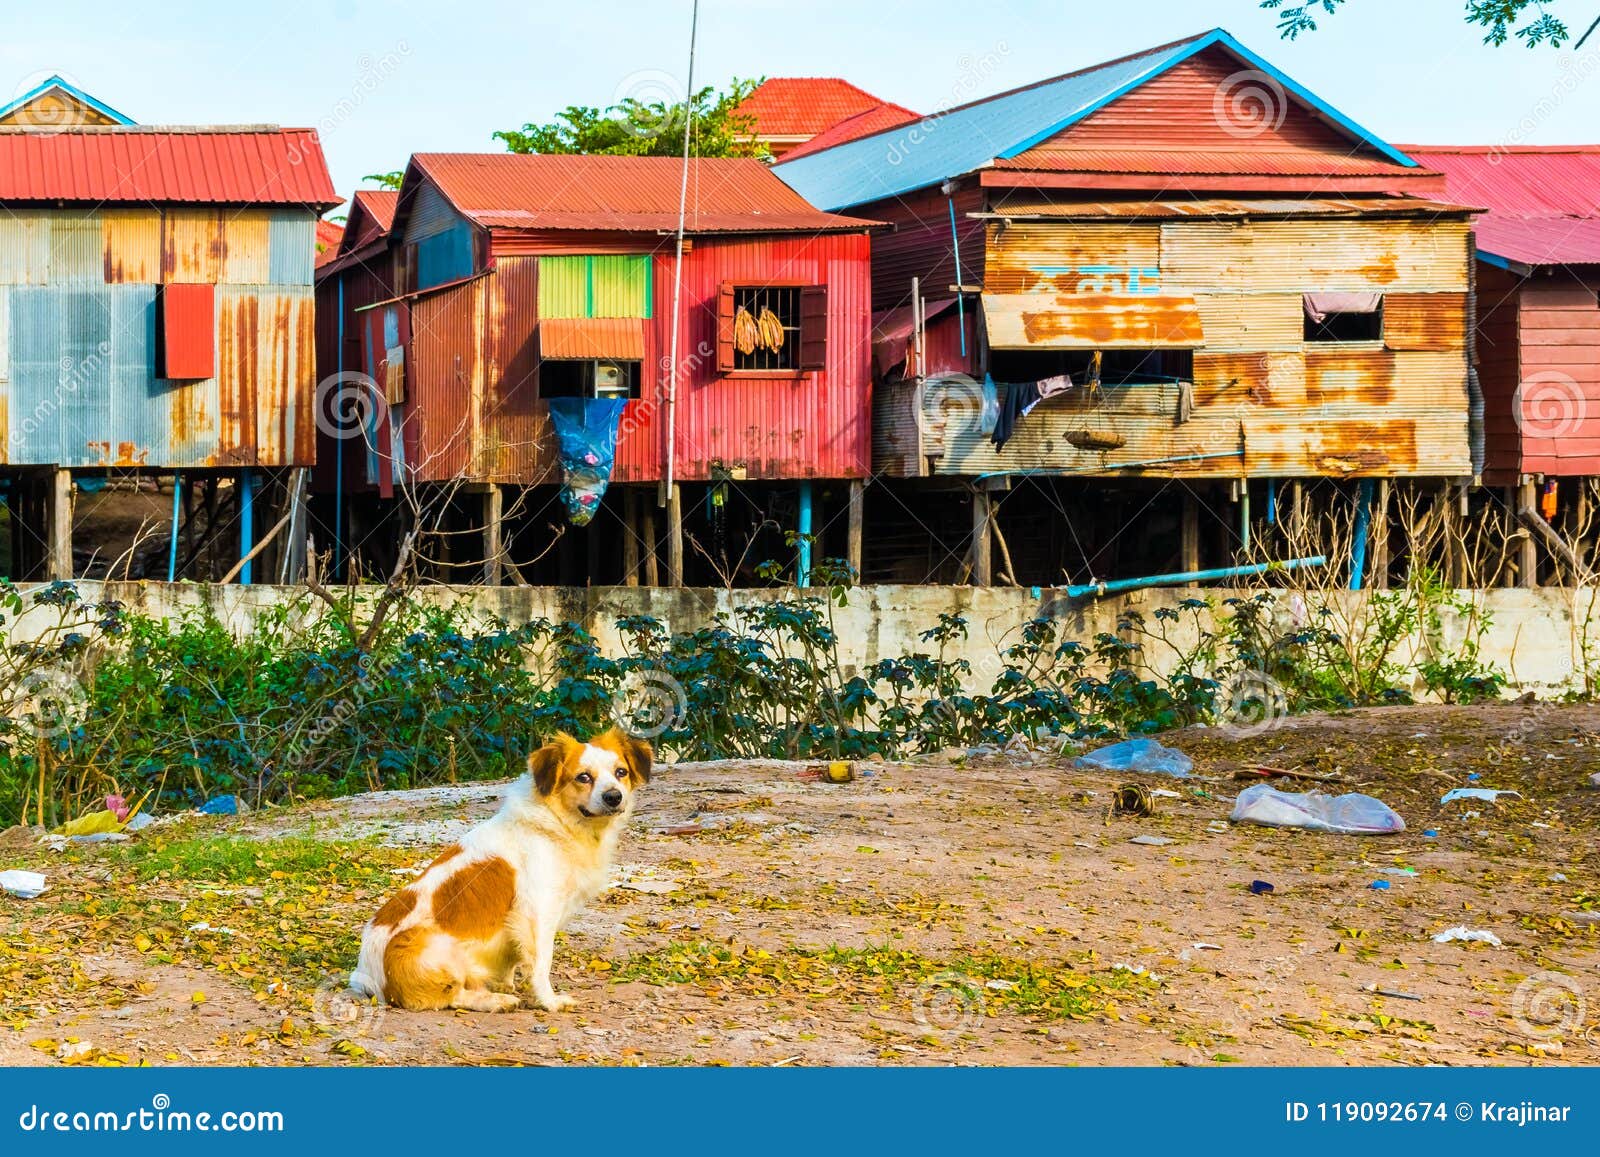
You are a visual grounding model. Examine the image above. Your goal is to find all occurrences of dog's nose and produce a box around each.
[601,788,623,808]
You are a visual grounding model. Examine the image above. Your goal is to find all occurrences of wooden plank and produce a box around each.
[847,480,865,578]
[971,488,992,587]
[48,470,71,580]
[483,484,503,586]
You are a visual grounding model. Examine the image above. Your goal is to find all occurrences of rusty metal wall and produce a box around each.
[1,204,321,467]
[897,211,1474,480]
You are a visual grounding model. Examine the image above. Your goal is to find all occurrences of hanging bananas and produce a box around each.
[757,306,785,351]
[733,306,760,356]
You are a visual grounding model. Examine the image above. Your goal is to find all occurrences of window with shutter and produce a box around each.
[721,283,827,374]
[799,285,828,370]
[157,283,215,380]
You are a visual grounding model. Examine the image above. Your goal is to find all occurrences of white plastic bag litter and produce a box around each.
[1432,926,1502,947]
[0,870,47,899]
[1441,788,1521,804]
[1074,737,1193,778]
[1230,783,1405,835]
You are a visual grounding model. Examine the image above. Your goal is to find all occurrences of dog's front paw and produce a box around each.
[537,992,576,1013]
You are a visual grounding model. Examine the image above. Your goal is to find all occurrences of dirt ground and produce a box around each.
[2,701,1597,1067]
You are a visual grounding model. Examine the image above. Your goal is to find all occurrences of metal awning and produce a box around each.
[538,318,646,361]
[982,292,1205,350]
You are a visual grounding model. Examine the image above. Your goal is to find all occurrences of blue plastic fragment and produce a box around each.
[1249,880,1274,895]
[199,795,240,816]
[1423,829,1438,838]
[1369,879,1390,890]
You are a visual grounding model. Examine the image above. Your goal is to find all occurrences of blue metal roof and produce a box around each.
[0,75,134,126]
[774,29,1417,211]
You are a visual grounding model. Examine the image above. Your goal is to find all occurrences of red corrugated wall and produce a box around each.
[654,232,873,479]
[403,230,873,483]
[1517,270,1600,477]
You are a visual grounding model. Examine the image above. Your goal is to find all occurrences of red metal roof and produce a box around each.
[735,77,904,139]
[0,126,339,206]
[409,154,878,234]
[994,147,1422,178]
[780,102,920,161]
[314,218,344,267]
[1402,145,1600,265]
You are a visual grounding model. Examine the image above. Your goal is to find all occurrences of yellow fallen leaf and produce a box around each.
[190,991,207,1005]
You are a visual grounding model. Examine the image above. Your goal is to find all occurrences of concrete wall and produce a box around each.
[9,581,1595,697]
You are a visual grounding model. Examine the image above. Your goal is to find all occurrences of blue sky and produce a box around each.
[6,0,1595,204]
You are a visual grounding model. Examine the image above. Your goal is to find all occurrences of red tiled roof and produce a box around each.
[408,153,878,234]
[735,77,904,138]
[314,218,343,267]
[0,126,338,206]
[780,102,920,161]
[1402,145,1600,265]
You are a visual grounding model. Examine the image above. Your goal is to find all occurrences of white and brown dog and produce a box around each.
[350,727,651,1013]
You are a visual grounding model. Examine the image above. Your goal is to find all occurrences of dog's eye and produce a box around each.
[576,773,592,784]
[615,767,628,778]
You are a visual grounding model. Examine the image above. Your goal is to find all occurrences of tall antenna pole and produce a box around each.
[663,0,698,505]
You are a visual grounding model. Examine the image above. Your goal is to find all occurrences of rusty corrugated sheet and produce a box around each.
[102,208,160,283]
[1158,219,1472,292]
[871,379,923,476]
[983,197,1474,220]
[221,214,272,283]
[409,154,879,234]
[539,318,646,360]
[984,223,1157,295]
[0,210,50,284]
[1382,292,1468,351]
[983,292,1204,349]
[49,211,102,282]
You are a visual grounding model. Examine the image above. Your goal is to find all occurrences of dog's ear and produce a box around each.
[528,734,576,797]
[602,725,653,783]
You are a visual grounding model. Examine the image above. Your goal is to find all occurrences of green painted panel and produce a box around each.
[591,254,651,318]
[538,254,651,319]
[537,256,590,318]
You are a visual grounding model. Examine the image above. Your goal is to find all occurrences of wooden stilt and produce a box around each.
[1372,479,1391,589]
[971,488,992,587]
[47,469,72,580]
[483,484,504,586]
[1518,479,1539,589]
[1180,488,1200,573]
[846,479,864,580]
[665,484,684,587]
[642,498,660,587]
[622,488,640,587]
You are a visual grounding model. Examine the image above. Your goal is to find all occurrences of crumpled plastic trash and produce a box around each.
[0,869,47,899]
[1230,783,1405,835]
[199,795,248,816]
[1441,788,1521,804]
[1074,737,1192,778]
[1432,926,1502,947]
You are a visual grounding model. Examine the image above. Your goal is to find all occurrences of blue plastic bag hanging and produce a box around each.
[547,398,628,526]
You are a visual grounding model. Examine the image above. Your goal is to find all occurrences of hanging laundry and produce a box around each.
[547,397,629,526]
[1034,373,1073,401]
[1541,478,1559,521]
[991,380,1041,449]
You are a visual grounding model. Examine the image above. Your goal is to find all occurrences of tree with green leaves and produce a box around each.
[1262,1,1598,48]
[493,78,767,158]
[362,171,404,190]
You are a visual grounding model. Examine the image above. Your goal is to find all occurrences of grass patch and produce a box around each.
[610,941,1158,1022]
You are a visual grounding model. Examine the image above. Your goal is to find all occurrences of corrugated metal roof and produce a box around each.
[775,28,1419,211]
[0,126,339,207]
[771,101,920,160]
[539,317,646,360]
[406,154,879,234]
[1401,146,1600,266]
[314,219,344,267]
[981,196,1475,220]
[735,77,905,138]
